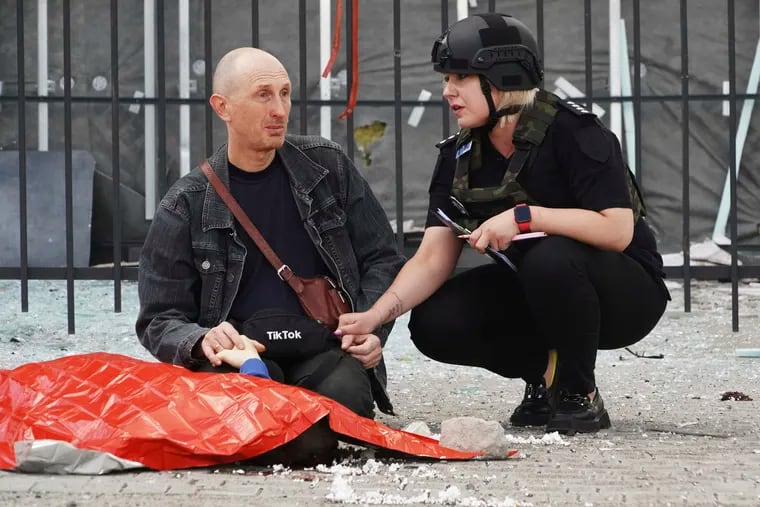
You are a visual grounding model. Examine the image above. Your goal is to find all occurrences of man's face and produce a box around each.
[224,67,292,151]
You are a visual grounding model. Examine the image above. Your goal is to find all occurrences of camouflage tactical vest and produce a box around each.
[447,89,646,231]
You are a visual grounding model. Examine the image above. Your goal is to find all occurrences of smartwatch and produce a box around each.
[514,203,532,233]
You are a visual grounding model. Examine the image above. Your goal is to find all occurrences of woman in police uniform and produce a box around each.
[336,13,669,434]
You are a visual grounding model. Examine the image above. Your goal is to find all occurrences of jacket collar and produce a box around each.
[201,138,329,232]
[279,137,329,194]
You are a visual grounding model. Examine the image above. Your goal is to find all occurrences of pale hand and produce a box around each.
[201,321,247,367]
[468,209,520,253]
[340,333,382,369]
[335,309,382,337]
[216,336,267,369]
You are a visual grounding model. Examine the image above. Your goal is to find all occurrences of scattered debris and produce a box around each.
[402,421,434,438]
[624,347,664,359]
[504,432,569,447]
[720,391,753,401]
[326,473,520,506]
[645,426,731,439]
[735,348,760,358]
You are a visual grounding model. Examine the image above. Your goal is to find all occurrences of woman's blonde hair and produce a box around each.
[495,88,538,127]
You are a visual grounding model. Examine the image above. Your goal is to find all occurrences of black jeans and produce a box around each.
[409,236,668,395]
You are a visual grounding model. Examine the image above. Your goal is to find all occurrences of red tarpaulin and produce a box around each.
[0,353,481,470]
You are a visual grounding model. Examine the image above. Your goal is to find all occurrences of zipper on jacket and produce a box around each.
[308,219,355,312]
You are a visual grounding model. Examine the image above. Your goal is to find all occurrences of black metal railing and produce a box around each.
[2,0,758,334]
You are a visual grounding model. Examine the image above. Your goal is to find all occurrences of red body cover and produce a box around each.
[0,353,479,470]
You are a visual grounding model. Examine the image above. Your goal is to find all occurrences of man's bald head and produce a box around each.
[212,47,288,96]
[209,47,292,159]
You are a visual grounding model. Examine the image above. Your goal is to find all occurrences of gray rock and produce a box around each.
[439,416,509,457]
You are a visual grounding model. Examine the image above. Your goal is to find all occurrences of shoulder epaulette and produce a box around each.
[558,98,595,117]
[435,132,459,149]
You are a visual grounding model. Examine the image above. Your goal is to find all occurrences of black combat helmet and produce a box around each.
[432,13,543,90]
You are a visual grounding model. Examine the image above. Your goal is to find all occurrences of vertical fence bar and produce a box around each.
[488,0,495,13]
[110,0,122,312]
[440,0,449,138]
[204,0,213,155]
[679,0,691,312]
[609,0,622,141]
[37,0,49,152]
[178,0,191,177]
[344,0,354,160]
[727,0,739,331]
[536,0,544,62]
[298,0,307,135]
[633,0,642,188]
[618,20,636,169]
[251,0,259,48]
[156,0,166,205]
[16,0,29,312]
[63,0,75,333]
[393,0,403,249]
[143,0,157,219]
[319,0,332,140]
[583,0,593,109]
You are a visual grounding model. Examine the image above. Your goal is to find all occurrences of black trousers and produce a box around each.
[409,236,668,395]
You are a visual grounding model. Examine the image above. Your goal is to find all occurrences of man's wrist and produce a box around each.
[191,337,204,359]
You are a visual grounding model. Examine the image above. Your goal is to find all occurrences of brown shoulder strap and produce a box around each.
[200,160,303,292]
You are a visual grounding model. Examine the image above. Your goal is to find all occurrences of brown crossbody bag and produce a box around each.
[200,160,351,329]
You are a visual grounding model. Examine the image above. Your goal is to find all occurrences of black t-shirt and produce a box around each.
[227,156,329,321]
[426,108,666,282]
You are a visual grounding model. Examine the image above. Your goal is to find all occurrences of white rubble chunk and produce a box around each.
[403,420,434,437]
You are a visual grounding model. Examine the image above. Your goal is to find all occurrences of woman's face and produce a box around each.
[442,73,501,128]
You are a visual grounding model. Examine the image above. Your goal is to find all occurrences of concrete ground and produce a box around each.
[0,278,759,506]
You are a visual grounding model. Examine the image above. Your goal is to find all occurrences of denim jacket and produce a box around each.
[136,136,405,414]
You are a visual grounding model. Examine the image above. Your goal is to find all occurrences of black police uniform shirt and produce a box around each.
[426,108,668,287]
[227,155,329,322]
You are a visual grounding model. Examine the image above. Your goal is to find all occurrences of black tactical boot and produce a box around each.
[509,382,552,427]
[546,387,611,435]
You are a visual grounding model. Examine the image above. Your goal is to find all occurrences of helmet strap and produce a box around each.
[479,75,500,130]
[479,75,524,130]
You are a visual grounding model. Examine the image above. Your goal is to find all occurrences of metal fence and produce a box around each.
[2,0,759,333]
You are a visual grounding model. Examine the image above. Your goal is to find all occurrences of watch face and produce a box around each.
[514,204,531,223]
